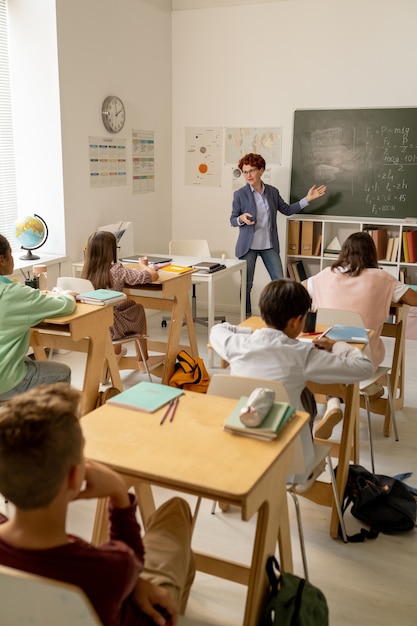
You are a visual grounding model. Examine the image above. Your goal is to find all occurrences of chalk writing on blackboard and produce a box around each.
[290,109,417,219]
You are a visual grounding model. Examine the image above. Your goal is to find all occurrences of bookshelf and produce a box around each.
[286,216,417,338]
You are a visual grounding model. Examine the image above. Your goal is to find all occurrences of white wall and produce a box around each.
[9,0,173,274]
[172,0,417,313]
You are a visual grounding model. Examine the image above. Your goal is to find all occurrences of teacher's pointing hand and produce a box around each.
[306,184,327,202]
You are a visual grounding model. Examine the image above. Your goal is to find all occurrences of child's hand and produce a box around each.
[313,337,336,352]
[132,578,178,626]
[75,460,130,508]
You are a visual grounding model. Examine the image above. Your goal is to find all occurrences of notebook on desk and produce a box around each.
[120,254,172,265]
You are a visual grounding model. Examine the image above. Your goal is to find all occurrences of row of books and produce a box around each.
[287,260,307,283]
[287,220,322,256]
[366,228,417,263]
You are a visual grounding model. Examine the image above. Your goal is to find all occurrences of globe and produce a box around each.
[14,214,49,260]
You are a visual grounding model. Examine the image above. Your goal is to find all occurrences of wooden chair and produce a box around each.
[0,564,102,625]
[206,374,347,579]
[56,276,164,382]
[316,307,399,472]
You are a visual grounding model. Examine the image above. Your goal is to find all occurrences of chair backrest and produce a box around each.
[56,276,94,293]
[316,307,365,328]
[0,564,102,625]
[208,373,290,403]
[169,239,211,257]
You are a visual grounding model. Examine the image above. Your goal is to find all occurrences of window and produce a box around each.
[0,0,17,241]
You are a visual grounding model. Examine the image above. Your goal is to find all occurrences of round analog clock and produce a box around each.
[101,96,125,133]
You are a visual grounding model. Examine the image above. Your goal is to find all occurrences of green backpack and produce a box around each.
[260,556,329,626]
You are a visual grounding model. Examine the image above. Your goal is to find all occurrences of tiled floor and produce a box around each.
[3,311,417,625]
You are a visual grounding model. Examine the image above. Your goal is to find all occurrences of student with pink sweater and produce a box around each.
[307,231,417,438]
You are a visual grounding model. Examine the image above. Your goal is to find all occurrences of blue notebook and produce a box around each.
[106,382,184,413]
[321,325,369,343]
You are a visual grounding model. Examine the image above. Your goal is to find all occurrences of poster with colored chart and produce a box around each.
[185,127,223,186]
[225,127,282,165]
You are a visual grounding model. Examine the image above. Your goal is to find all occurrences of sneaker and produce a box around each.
[295,459,326,493]
[361,382,384,401]
[314,397,343,439]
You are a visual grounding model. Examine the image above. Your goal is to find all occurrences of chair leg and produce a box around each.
[327,455,348,543]
[363,393,375,474]
[288,490,309,580]
[133,339,152,382]
[211,500,217,514]
[385,372,399,442]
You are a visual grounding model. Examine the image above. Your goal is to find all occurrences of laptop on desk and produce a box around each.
[120,254,172,265]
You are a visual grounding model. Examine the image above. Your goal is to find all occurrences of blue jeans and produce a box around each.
[240,248,283,317]
[0,357,71,401]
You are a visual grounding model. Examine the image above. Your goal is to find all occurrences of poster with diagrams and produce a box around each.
[132,130,155,193]
[89,136,127,187]
[185,127,223,186]
[225,127,282,165]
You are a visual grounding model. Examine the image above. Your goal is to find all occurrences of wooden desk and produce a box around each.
[221,316,363,539]
[30,303,122,416]
[122,270,198,385]
[82,392,309,626]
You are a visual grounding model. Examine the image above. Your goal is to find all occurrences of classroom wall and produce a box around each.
[8,0,173,273]
[172,0,417,313]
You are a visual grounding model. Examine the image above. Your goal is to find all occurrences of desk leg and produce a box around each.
[208,277,215,368]
[162,286,198,384]
[240,264,247,323]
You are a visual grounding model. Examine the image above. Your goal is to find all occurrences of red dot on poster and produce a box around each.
[199,163,208,174]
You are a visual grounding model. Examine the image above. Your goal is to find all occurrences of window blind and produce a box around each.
[0,0,17,242]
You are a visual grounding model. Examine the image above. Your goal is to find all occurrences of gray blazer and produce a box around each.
[230,183,303,258]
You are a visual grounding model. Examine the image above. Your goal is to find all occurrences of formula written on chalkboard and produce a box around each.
[290,108,417,219]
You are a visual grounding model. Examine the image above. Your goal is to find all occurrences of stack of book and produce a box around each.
[287,260,307,283]
[223,396,295,441]
[192,261,226,273]
[76,289,127,306]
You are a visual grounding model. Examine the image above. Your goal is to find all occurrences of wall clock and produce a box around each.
[101,96,125,133]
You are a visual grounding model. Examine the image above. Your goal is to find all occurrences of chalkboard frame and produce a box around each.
[290,108,417,220]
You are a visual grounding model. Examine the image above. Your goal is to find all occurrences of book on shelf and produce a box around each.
[406,230,417,263]
[120,254,172,266]
[223,396,295,441]
[368,228,388,260]
[287,220,301,255]
[76,289,127,306]
[158,264,194,274]
[390,236,399,262]
[287,262,296,281]
[323,236,342,256]
[386,237,394,262]
[106,381,184,413]
[192,262,226,273]
[402,232,410,263]
[300,221,314,256]
[399,267,407,283]
[320,325,369,343]
[291,260,307,283]
[313,233,322,256]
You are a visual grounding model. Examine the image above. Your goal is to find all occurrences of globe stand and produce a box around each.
[20,248,41,261]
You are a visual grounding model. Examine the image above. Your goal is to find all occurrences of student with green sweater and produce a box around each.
[0,234,75,401]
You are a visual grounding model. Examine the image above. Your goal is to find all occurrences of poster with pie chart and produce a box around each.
[185,127,223,186]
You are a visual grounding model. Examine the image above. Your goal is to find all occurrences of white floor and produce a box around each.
[5,311,417,625]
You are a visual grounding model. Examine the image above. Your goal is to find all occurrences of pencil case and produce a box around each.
[240,388,276,427]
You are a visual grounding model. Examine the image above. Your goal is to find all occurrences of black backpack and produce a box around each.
[260,556,329,626]
[340,464,417,542]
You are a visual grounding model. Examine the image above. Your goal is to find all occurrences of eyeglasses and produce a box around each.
[241,168,258,177]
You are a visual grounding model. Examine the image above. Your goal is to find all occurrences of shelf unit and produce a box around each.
[286,215,417,339]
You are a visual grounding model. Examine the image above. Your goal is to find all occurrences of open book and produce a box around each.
[223,396,295,440]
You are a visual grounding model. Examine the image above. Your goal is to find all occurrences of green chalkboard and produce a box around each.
[290,108,417,220]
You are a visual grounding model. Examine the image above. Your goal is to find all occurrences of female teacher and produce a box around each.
[230,153,326,317]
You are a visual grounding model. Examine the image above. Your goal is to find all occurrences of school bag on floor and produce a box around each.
[340,464,417,542]
[260,556,328,626]
[168,350,210,393]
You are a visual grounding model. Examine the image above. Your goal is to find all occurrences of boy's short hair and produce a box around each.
[259,279,311,330]
[0,384,83,510]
